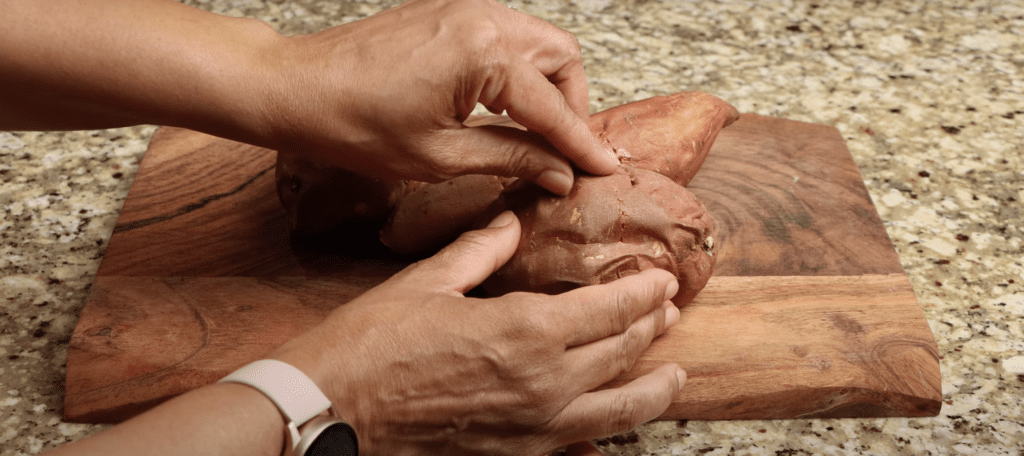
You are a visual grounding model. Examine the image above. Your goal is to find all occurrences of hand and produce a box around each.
[265,0,619,195]
[270,211,686,455]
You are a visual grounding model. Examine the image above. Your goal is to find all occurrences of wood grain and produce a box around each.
[97,128,299,277]
[66,274,940,423]
[621,274,939,419]
[66,276,362,422]
[65,115,942,423]
[688,114,904,276]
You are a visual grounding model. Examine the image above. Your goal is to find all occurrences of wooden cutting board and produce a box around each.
[64,114,942,423]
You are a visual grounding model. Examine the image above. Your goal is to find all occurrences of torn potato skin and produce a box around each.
[374,92,738,255]
[589,91,739,186]
[481,167,717,306]
[274,91,735,280]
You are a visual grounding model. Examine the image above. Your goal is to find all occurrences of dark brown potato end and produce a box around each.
[275,153,407,235]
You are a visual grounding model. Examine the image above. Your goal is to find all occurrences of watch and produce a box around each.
[219,359,359,456]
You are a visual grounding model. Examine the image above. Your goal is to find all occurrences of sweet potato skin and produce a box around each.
[377,92,737,255]
[589,91,739,186]
[481,167,717,306]
[275,92,736,242]
[380,174,515,254]
[274,93,729,303]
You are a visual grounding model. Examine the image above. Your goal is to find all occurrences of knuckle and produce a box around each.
[608,392,645,431]
[561,31,583,58]
[471,26,502,55]
[637,271,663,302]
[503,143,540,176]
[505,374,563,424]
[624,273,663,311]
[416,134,466,179]
[456,13,503,55]
[402,254,444,282]
[487,294,553,343]
[454,226,494,249]
[615,325,646,372]
[473,53,513,109]
[506,297,557,340]
[607,287,636,332]
[522,381,560,413]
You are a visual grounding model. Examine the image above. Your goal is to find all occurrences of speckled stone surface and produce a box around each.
[2,0,1022,455]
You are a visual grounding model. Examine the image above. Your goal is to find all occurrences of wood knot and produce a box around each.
[828,312,865,334]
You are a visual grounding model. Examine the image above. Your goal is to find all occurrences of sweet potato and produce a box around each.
[275,153,409,235]
[589,91,739,186]
[378,92,737,255]
[275,115,521,238]
[275,92,734,303]
[380,174,516,254]
[480,167,717,306]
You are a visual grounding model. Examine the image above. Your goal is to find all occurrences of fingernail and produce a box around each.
[663,302,680,327]
[486,210,516,228]
[585,129,619,173]
[664,278,679,301]
[536,169,573,196]
[675,366,687,388]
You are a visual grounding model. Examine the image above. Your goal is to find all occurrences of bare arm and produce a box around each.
[11,2,682,454]
[1,0,619,195]
[49,384,285,456]
[0,0,280,145]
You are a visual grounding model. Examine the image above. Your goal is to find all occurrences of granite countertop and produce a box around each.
[2,0,1022,454]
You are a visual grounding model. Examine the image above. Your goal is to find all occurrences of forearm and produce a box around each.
[47,383,284,456]
[0,0,282,145]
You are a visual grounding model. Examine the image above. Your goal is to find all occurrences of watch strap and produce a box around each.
[219,359,333,432]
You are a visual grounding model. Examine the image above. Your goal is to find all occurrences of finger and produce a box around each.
[564,441,604,456]
[407,211,521,294]
[548,55,591,121]
[501,10,590,119]
[555,269,680,347]
[536,34,590,120]
[482,61,618,177]
[548,363,685,447]
[436,125,575,195]
[561,300,678,394]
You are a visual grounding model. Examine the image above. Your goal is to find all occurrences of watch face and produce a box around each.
[305,422,358,456]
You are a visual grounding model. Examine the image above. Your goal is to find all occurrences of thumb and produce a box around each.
[409,211,521,294]
[444,125,577,196]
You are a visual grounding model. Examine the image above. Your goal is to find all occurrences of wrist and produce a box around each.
[176,14,289,149]
[253,29,368,162]
[214,382,290,456]
[220,359,359,456]
[269,328,367,442]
